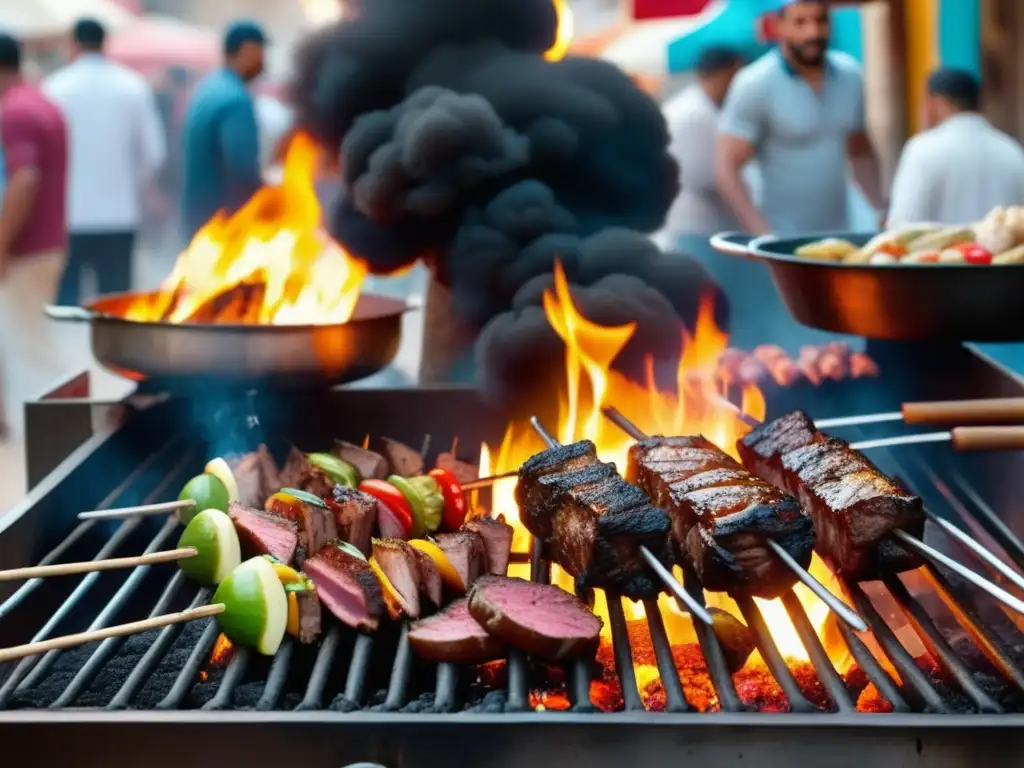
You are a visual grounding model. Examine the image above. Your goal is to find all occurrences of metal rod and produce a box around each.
[200,647,251,711]
[814,411,904,429]
[505,649,529,712]
[833,618,910,712]
[780,591,854,712]
[296,624,341,711]
[342,633,375,706]
[605,596,644,711]
[462,470,518,490]
[642,596,689,712]
[434,663,459,712]
[256,636,294,711]
[527,415,713,627]
[383,623,413,711]
[850,431,953,451]
[155,617,223,710]
[681,566,743,712]
[926,511,1024,595]
[599,407,861,631]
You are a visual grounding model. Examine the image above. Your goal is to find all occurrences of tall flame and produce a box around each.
[124,133,367,325]
[480,262,851,670]
[545,0,575,61]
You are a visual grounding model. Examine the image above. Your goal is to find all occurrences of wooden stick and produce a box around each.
[0,603,224,663]
[0,548,198,583]
[78,499,196,521]
[462,470,518,490]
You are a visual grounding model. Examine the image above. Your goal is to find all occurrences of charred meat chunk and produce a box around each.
[291,583,322,644]
[372,538,425,618]
[304,544,385,632]
[329,486,377,556]
[462,515,514,576]
[737,410,924,578]
[380,437,424,477]
[434,451,479,485]
[279,446,336,498]
[515,440,673,599]
[411,547,443,607]
[228,502,299,565]
[435,531,487,589]
[265,493,338,566]
[333,439,388,481]
[408,597,504,664]
[626,436,812,598]
[227,444,280,508]
[468,576,602,662]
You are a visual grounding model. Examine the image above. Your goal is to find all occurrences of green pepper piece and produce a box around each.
[387,475,429,538]
[307,453,359,488]
[405,475,443,533]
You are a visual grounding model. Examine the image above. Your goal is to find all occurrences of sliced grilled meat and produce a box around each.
[515,441,672,599]
[467,576,602,662]
[333,439,389,481]
[292,585,322,643]
[737,410,924,578]
[408,597,505,664]
[626,436,812,598]
[372,538,423,618]
[435,531,487,589]
[228,502,299,565]
[265,494,338,566]
[462,515,514,575]
[411,548,443,607]
[381,437,423,477]
[329,486,377,556]
[228,444,280,508]
[304,544,385,632]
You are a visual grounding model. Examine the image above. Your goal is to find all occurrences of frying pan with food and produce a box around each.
[710,231,1024,341]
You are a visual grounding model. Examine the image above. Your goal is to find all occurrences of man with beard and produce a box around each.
[181,20,267,241]
[714,0,885,235]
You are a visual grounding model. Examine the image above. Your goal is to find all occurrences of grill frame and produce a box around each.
[5,344,1024,766]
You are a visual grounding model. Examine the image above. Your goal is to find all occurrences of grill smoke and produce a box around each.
[292,0,727,399]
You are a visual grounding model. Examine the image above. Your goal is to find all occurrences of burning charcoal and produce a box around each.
[380,437,424,477]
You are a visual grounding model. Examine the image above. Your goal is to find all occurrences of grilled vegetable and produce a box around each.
[794,238,856,261]
[306,453,359,488]
[213,556,288,655]
[359,479,414,538]
[388,475,432,537]
[906,226,974,253]
[405,475,444,533]
[179,473,230,524]
[204,458,239,503]
[961,244,993,265]
[369,558,407,619]
[409,539,466,592]
[263,557,320,642]
[177,508,242,585]
[430,468,469,531]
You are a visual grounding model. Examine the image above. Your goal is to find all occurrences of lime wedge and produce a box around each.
[204,458,239,503]
[177,508,241,585]
[213,556,288,655]
[179,473,229,524]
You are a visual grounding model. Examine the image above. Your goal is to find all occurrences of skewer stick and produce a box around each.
[728,404,1024,618]
[0,548,198,583]
[526,416,714,627]
[924,513,1024,596]
[78,499,195,521]
[817,397,1024,429]
[0,604,224,663]
[599,406,867,633]
[462,470,518,490]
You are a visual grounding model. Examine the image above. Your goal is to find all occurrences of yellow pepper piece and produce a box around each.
[408,539,465,593]
[369,558,406,619]
[286,591,300,638]
[272,562,301,584]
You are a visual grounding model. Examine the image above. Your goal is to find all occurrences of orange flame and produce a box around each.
[480,262,851,672]
[545,0,575,61]
[124,133,367,325]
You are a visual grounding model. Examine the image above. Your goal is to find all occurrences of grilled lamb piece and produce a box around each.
[332,440,388,481]
[435,531,487,589]
[515,441,673,599]
[467,576,602,662]
[462,516,514,575]
[228,502,299,565]
[411,548,443,606]
[381,437,424,477]
[329,486,377,556]
[626,435,812,598]
[737,410,924,578]
[434,452,479,485]
[408,597,505,664]
[278,447,336,498]
[304,544,385,632]
[228,444,280,508]
[293,585,322,643]
[265,494,338,566]
[372,538,423,618]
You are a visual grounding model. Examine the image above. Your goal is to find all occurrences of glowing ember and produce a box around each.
[479,261,856,696]
[545,0,575,61]
[124,133,366,325]
[207,633,235,669]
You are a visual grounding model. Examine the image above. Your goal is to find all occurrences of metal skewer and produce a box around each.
[816,397,1024,429]
[599,407,867,633]
[526,416,713,627]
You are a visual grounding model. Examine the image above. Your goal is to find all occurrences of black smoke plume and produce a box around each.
[292,0,728,401]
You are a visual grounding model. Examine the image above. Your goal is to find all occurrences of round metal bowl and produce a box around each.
[710,231,1024,341]
[46,292,411,390]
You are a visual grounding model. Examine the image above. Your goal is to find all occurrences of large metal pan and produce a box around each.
[45,291,410,390]
[710,231,1024,341]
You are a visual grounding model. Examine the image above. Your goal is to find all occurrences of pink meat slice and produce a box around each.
[408,597,505,664]
[304,545,385,632]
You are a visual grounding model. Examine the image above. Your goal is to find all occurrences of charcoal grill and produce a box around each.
[5,344,1024,767]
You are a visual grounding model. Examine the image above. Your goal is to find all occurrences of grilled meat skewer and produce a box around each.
[626,435,813,598]
[737,410,924,579]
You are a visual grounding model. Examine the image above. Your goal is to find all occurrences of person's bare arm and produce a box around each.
[715,135,769,235]
[848,130,886,213]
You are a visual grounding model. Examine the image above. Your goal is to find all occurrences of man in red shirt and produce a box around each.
[0,33,69,438]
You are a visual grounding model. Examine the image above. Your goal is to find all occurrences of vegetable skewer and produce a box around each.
[0,547,198,583]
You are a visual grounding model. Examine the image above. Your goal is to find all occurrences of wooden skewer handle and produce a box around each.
[78,499,196,521]
[903,398,1024,426]
[0,603,224,663]
[0,547,198,583]
[951,426,1024,452]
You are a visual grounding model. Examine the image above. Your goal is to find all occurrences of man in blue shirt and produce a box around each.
[181,20,267,241]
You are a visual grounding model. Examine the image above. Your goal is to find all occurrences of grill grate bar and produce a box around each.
[842,578,948,712]
[255,636,293,710]
[683,568,743,712]
[382,623,412,710]
[297,624,341,711]
[642,597,689,712]
[434,663,458,712]
[0,517,143,707]
[107,586,211,709]
[882,572,1002,713]
[834,616,909,712]
[51,568,190,708]
[505,650,529,712]
[734,595,816,713]
[21,514,184,694]
[946,467,1024,572]
[606,596,643,711]
[201,648,251,710]
[155,618,220,709]
[342,633,374,706]
[781,591,854,712]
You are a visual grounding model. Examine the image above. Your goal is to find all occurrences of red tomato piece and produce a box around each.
[429,467,468,531]
[963,245,993,265]
[359,480,413,537]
